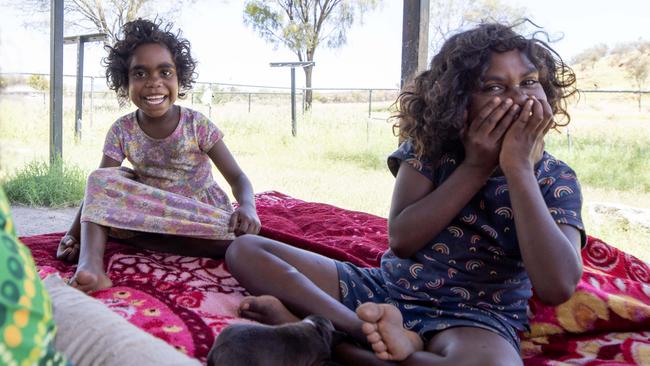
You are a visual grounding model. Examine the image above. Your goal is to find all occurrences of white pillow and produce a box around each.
[43,275,202,366]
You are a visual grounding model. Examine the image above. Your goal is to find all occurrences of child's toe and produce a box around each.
[361,321,377,335]
[366,331,382,344]
[356,302,383,322]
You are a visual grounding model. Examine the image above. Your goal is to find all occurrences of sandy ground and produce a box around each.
[11,205,77,237]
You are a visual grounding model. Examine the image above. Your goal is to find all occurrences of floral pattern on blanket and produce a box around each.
[31,240,252,364]
[22,191,650,365]
[522,237,650,365]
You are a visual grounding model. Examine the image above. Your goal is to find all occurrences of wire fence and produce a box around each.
[2,72,649,139]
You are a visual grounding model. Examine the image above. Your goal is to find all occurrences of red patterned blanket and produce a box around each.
[23,191,650,365]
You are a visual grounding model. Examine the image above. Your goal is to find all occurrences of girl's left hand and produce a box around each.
[499,95,554,174]
[229,204,261,236]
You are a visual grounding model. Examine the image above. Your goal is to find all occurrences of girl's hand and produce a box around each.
[462,97,520,173]
[228,203,261,236]
[499,96,554,174]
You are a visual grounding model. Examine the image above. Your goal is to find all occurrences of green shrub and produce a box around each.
[2,159,86,207]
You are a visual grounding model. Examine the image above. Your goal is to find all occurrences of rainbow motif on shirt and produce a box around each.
[495,207,513,219]
[465,260,485,271]
[447,226,464,238]
[432,243,450,255]
[554,186,574,198]
[409,263,424,278]
[451,287,471,300]
[426,279,445,290]
[495,184,509,195]
[481,225,498,239]
[461,213,478,224]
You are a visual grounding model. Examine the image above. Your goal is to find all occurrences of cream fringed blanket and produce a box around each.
[44,275,201,366]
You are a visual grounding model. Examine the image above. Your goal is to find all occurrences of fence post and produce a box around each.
[50,0,64,163]
[74,38,84,142]
[208,83,213,119]
[291,68,297,136]
[368,89,373,118]
[248,93,252,113]
[90,76,94,128]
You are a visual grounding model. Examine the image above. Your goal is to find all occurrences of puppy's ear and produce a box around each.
[305,315,335,346]
[330,329,347,346]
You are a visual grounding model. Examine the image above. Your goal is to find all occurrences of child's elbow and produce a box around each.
[388,236,414,259]
[538,270,582,306]
[540,286,575,306]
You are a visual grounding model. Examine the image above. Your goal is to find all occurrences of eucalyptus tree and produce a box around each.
[5,0,196,44]
[243,0,382,110]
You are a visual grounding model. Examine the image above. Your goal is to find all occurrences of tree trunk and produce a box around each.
[303,65,313,111]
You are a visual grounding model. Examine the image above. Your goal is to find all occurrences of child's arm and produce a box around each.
[59,155,121,260]
[501,96,582,305]
[389,98,519,258]
[207,140,260,235]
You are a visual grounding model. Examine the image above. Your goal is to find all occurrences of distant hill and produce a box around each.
[572,57,638,91]
[570,42,650,91]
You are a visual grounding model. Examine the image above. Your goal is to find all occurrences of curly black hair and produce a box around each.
[395,21,577,164]
[103,18,197,105]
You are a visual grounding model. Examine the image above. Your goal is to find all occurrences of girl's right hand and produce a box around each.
[228,203,261,236]
[462,97,520,172]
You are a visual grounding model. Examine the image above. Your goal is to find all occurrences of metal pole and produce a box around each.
[400,0,429,89]
[50,0,64,163]
[368,89,373,118]
[90,76,94,128]
[207,83,212,119]
[74,39,84,141]
[291,67,296,136]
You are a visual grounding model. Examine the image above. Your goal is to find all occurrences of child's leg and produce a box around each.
[332,342,395,366]
[70,221,113,292]
[355,304,523,366]
[120,234,231,258]
[225,234,366,341]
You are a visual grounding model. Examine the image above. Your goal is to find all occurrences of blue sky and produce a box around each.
[1,0,648,89]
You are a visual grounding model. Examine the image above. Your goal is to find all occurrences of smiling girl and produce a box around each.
[58,19,260,293]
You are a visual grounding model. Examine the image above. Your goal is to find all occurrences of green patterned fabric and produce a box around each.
[0,188,67,366]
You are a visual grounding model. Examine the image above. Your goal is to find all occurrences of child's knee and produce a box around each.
[225,234,265,266]
[86,167,119,185]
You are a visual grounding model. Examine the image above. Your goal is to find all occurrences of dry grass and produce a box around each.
[1,91,648,262]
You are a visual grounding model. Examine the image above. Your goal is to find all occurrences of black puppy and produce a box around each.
[207,315,342,366]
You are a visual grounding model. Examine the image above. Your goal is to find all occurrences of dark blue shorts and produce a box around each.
[336,261,521,352]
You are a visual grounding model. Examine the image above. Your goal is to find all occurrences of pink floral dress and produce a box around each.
[80,106,235,240]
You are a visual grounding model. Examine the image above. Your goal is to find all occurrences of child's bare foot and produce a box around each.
[56,235,80,262]
[69,269,112,293]
[238,295,301,325]
[356,302,424,361]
